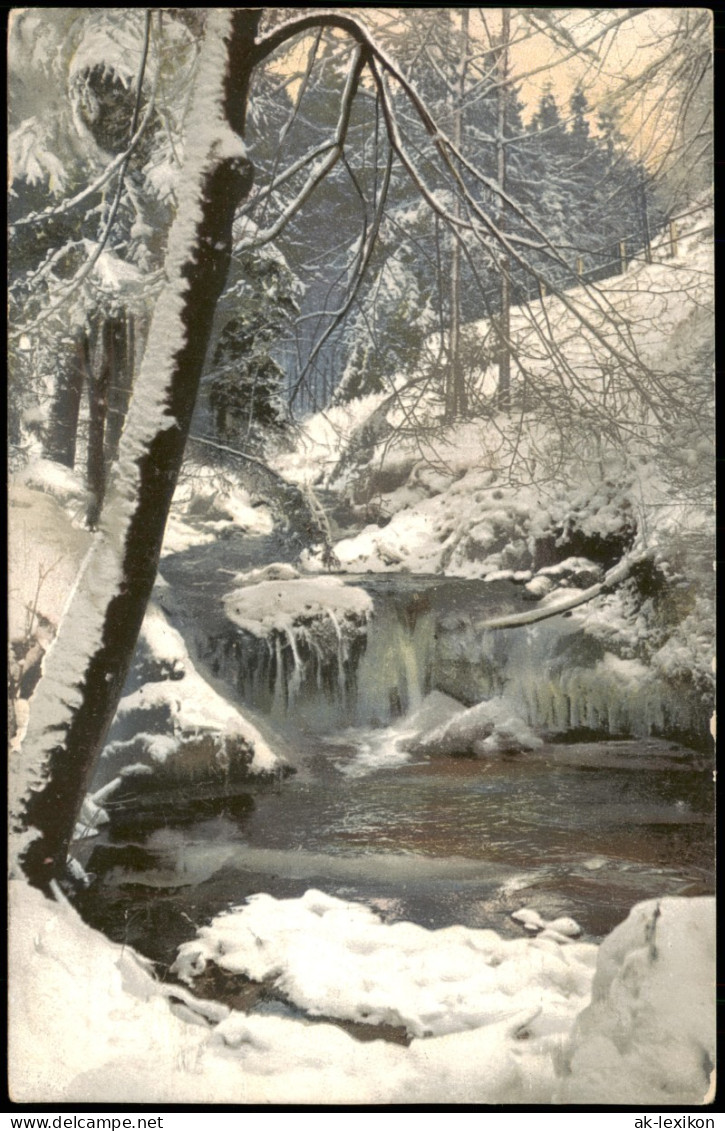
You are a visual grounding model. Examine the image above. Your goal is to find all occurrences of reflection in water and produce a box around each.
[81,729,714,971]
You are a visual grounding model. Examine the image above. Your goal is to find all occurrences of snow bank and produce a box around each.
[8,482,92,641]
[17,459,89,511]
[96,602,281,791]
[9,880,207,1104]
[10,881,714,1105]
[9,482,94,754]
[173,888,595,1042]
[276,394,388,487]
[559,897,716,1105]
[224,575,372,637]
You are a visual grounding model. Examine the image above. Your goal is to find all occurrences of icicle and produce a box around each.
[271,634,286,718]
[284,626,303,706]
[326,607,348,701]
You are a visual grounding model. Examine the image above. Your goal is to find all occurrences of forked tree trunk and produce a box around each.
[12,9,260,891]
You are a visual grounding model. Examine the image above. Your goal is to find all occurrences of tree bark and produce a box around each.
[12,9,260,892]
[86,320,113,528]
[44,338,86,469]
[103,314,133,474]
[445,10,469,421]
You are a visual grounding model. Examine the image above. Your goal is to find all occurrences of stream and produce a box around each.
[78,531,715,981]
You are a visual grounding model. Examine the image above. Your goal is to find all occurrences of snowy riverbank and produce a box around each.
[9,881,715,1105]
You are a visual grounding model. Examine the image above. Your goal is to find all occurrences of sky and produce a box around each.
[268,8,698,169]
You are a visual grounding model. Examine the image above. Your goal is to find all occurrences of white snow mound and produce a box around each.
[224,576,373,637]
[173,888,596,1041]
[559,896,716,1105]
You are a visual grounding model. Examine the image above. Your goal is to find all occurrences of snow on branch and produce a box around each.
[9,100,157,233]
[236,47,366,253]
[476,549,653,631]
[11,12,156,341]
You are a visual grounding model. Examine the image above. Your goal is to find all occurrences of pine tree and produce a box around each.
[202,252,297,455]
[569,85,590,146]
[8,9,191,518]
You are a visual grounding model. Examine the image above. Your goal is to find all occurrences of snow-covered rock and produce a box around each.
[511,907,547,932]
[539,557,603,588]
[172,888,596,1042]
[511,909,582,940]
[93,603,283,815]
[406,696,543,758]
[223,576,372,638]
[230,562,301,587]
[524,575,556,599]
[558,896,716,1105]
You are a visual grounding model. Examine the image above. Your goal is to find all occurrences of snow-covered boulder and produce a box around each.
[511,908,582,939]
[558,896,716,1105]
[405,696,543,758]
[523,575,556,600]
[223,576,372,639]
[94,603,285,824]
[229,562,301,587]
[539,557,603,589]
[217,577,374,726]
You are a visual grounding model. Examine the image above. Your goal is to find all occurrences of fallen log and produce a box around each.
[477,549,653,631]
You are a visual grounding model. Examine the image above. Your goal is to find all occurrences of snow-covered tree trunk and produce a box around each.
[11,9,260,892]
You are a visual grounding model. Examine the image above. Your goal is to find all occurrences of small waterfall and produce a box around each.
[199,574,705,746]
[202,590,436,734]
[352,602,436,727]
[435,613,706,742]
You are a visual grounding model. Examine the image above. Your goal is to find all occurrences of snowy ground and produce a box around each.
[9,881,715,1105]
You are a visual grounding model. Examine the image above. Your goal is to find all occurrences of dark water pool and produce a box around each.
[77,731,714,972]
